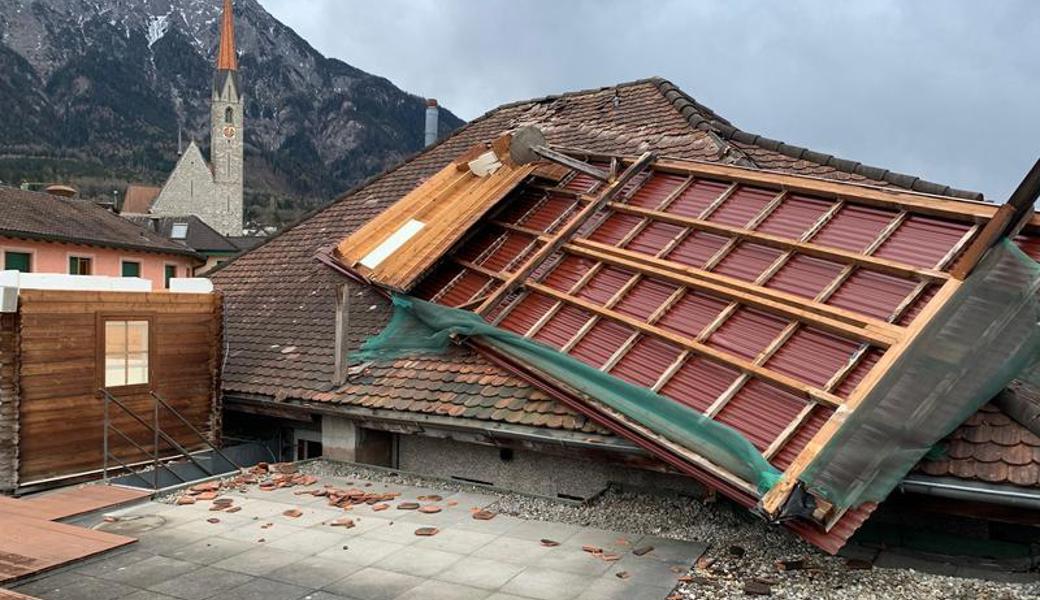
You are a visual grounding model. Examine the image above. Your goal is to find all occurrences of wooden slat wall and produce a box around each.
[13,290,221,485]
[0,315,17,492]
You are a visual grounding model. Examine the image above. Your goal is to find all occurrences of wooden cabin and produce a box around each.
[0,275,221,493]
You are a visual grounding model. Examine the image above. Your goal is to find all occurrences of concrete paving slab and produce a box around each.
[567,527,639,551]
[218,578,310,600]
[268,528,351,555]
[324,566,424,600]
[412,528,498,554]
[218,520,305,543]
[532,546,615,577]
[433,556,526,590]
[70,548,153,578]
[298,592,362,600]
[119,591,182,600]
[88,554,199,588]
[504,520,582,544]
[474,536,562,566]
[145,566,254,600]
[309,514,392,536]
[500,566,598,600]
[377,546,464,578]
[358,521,426,546]
[452,513,524,536]
[212,545,305,576]
[574,577,674,600]
[485,594,537,600]
[159,536,255,564]
[315,537,406,567]
[394,579,493,600]
[629,535,707,564]
[15,572,137,600]
[605,558,688,586]
[266,556,364,588]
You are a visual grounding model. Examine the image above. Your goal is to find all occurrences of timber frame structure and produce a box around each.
[332,133,1040,553]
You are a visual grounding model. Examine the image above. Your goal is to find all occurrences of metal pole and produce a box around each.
[102,391,109,482]
[153,394,160,491]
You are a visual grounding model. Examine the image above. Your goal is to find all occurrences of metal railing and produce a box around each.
[100,388,241,490]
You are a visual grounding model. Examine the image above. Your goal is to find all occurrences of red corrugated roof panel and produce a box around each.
[712,242,784,282]
[657,292,729,337]
[764,255,844,300]
[874,215,971,268]
[827,270,917,321]
[628,173,687,209]
[576,265,634,304]
[756,194,833,239]
[499,293,556,335]
[544,255,591,291]
[716,380,807,451]
[610,336,682,388]
[532,304,592,349]
[571,319,635,368]
[834,348,884,397]
[705,307,787,361]
[437,270,491,307]
[765,327,861,388]
[660,356,741,413]
[564,172,602,194]
[615,278,680,321]
[665,231,729,268]
[708,186,777,227]
[589,213,643,246]
[668,179,730,218]
[625,220,684,256]
[811,205,899,252]
[1015,235,1040,261]
[771,405,834,470]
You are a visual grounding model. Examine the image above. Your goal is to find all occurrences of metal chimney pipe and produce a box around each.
[425,99,439,147]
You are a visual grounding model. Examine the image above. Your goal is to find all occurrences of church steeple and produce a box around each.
[216,0,238,71]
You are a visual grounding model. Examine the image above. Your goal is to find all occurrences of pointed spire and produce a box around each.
[216,0,237,71]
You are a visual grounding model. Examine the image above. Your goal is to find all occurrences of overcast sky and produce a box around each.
[262,0,1038,202]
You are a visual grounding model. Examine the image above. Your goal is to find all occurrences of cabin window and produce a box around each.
[225,107,234,124]
[164,265,177,289]
[69,256,92,275]
[104,320,149,387]
[121,261,141,278]
[4,251,31,272]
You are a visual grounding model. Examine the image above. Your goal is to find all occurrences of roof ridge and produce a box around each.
[650,78,984,201]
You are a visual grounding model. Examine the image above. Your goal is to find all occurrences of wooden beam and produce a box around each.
[525,281,845,408]
[532,145,611,181]
[606,203,949,282]
[759,276,964,517]
[474,152,656,315]
[567,242,902,346]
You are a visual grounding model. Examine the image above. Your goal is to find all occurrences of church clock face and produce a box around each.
[223,125,237,139]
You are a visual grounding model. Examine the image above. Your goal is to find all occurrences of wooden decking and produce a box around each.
[0,485,143,583]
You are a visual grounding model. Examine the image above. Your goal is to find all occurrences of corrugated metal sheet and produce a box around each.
[765,327,861,388]
[657,292,729,337]
[811,205,899,252]
[588,213,642,246]
[532,304,592,349]
[615,278,680,321]
[705,307,787,361]
[712,242,784,282]
[627,173,687,209]
[756,194,833,239]
[716,380,806,451]
[827,270,917,321]
[544,255,592,291]
[478,231,538,272]
[765,255,844,300]
[563,172,602,194]
[438,270,492,307]
[570,319,634,368]
[708,186,777,228]
[609,336,682,388]
[660,356,741,413]
[897,284,937,326]
[1015,235,1040,261]
[874,215,971,268]
[499,293,555,334]
[522,192,579,234]
[668,179,730,218]
[625,221,684,256]
[665,231,729,268]
[576,265,633,304]
[834,348,884,397]
[771,405,834,470]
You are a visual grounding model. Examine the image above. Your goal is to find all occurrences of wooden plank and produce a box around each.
[16,485,151,521]
[759,277,964,517]
[0,514,135,582]
[475,151,656,315]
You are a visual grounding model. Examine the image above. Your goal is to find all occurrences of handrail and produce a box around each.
[99,388,222,489]
[151,391,242,471]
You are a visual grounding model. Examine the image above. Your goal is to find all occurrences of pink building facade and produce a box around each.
[0,238,198,291]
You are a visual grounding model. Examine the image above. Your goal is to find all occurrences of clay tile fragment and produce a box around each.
[225,506,242,513]
[196,491,218,501]
[418,506,442,514]
[330,517,356,528]
[372,503,390,512]
[397,502,420,510]
[206,517,221,524]
[176,496,196,505]
[540,539,560,547]
[632,545,654,556]
[582,545,603,554]
[283,509,303,518]
[414,527,439,537]
[472,510,496,521]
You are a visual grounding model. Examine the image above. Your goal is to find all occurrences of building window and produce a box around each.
[171,223,189,239]
[225,107,234,124]
[69,256,92,275]
[104,320,149,388]
[121,261,141,278]
[4,251,31,272]
[164,265,177,289]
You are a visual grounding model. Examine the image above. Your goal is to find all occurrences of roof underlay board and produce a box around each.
[334,148,1040,553]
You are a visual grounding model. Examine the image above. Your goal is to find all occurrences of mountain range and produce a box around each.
[0,0,465,228]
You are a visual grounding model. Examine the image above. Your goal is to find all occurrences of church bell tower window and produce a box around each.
[225,107,234,124]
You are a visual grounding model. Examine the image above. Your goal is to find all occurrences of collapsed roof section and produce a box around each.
[333,132,1040,553]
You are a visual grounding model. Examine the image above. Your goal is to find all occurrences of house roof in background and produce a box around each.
[124,215,240,254]
[0,186,201,259]
[122,185,161,214]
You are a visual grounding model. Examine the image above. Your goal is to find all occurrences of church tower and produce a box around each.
[210,0,244,236]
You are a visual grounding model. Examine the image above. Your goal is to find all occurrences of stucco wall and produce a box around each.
[0,237,195,290]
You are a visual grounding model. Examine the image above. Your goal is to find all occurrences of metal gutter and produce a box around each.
[899,474,1040,510]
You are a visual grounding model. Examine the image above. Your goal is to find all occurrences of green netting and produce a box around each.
[355,294,782,494]
[800,239,1040,510]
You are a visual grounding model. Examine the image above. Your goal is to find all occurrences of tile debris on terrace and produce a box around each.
[333,136,1040,554]
[12,464,706,600]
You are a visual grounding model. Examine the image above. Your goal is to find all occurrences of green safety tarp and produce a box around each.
[354,294,782,494]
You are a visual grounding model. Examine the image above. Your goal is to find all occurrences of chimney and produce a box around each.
[425,99,439,147]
